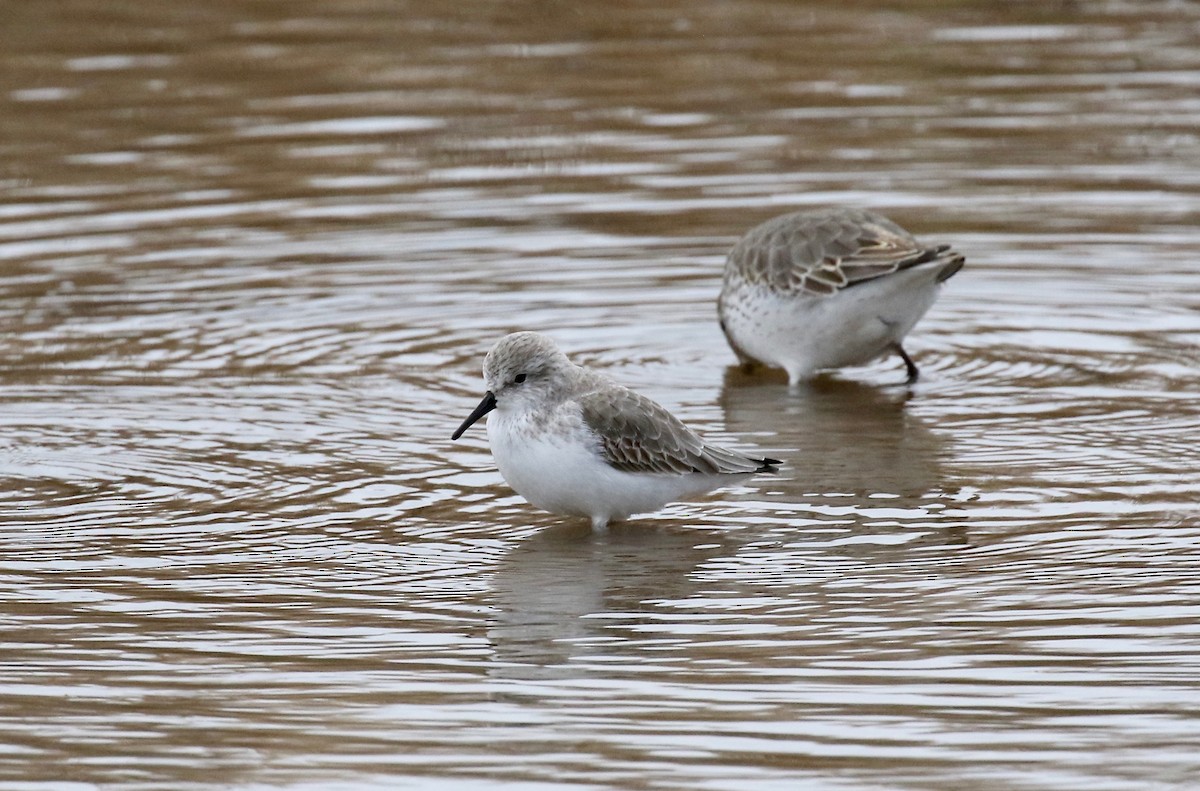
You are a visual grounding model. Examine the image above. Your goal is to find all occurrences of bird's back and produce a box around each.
[723,207,960,298]
[578,380,777,476]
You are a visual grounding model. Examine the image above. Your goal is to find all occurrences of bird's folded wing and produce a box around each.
[730,209,933,297]
[579,388,763,475]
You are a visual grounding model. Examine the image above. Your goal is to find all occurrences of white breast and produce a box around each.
[487,410,742,528]
[723,263,943,381]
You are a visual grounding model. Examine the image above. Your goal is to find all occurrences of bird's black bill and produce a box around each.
[451,391,497,440]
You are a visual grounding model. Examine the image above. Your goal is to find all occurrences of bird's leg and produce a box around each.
[893,343,919,384]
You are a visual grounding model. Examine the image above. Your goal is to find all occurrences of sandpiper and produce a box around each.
[451,332,780,529]
[718,206,964,385]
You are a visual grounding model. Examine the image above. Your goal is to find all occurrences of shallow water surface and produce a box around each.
[2,1,1199,789]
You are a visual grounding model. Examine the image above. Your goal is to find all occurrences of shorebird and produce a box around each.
[451,332,780,529]
[718,207,964,385]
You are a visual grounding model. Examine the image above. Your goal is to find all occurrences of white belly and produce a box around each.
[722,264,943,382]
[487,412,741,528]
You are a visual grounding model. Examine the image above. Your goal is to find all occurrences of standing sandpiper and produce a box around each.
[451,332,780,530]
[718,207,964,385]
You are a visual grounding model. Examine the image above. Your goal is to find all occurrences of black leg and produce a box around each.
[894,343,919,384]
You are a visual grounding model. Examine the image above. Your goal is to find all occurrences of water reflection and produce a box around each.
[716,365,970,552]
[3,0,1200,788]
[488,522,732,674]
[720,366,946,499]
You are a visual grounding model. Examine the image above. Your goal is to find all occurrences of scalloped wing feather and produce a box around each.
[728,207,944,298]
[579,388,765,476]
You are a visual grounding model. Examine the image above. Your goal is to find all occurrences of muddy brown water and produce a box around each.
[1,1,1199,789]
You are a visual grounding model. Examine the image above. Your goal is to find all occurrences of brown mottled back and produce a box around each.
[579,386,774,476]
[725,207,958,297]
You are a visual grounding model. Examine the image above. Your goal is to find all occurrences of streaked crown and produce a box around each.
[482,331,573,395]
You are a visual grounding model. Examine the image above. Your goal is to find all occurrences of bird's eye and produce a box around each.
[514,373,527,384]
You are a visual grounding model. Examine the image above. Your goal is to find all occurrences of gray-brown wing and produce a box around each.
[727,207,944,297]
[578,387,770,476]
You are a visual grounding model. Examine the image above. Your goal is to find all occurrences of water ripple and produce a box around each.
[2,1,1200,789]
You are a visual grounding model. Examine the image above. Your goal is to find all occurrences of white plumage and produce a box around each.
[452,332,779,529]
[719,207,964,385]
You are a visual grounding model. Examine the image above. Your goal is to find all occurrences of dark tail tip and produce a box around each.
[758,457,783,473]
[896,244,965,283]
[935,249,965,283]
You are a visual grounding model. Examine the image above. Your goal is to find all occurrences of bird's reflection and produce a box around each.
[486,371,962,677]
[487,522,730,676]
[719,366,968,551]
[720,366,946,500]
